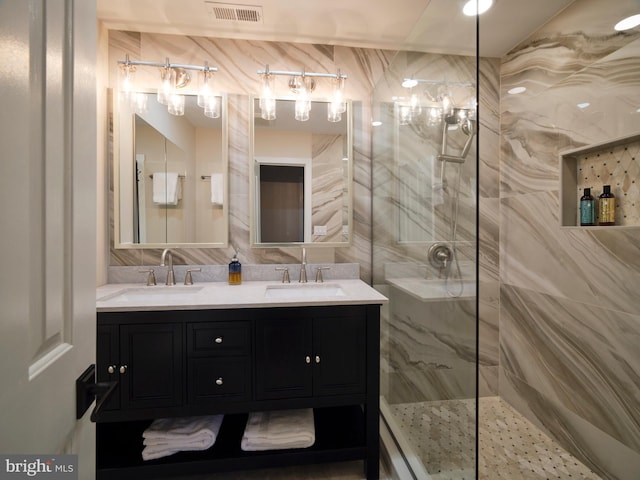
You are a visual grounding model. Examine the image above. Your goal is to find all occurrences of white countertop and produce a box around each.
[96,279,388,312]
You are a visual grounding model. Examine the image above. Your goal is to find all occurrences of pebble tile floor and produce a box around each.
[166,396,603,480]
[390,396,602,479]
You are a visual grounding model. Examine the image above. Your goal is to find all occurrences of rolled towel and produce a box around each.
[142,414,223,461]
[241,408,315,451]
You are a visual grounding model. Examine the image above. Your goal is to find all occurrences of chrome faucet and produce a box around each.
[160,248,176,286]
[299,247,308,283]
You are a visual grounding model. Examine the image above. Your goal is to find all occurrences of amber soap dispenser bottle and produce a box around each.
[598,185,616,226]
[228,249,242,285]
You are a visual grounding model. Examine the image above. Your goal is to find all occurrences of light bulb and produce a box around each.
[259,73,276,120]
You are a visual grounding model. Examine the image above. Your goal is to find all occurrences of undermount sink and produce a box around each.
[264,283,346,299]
[98,286,204,303]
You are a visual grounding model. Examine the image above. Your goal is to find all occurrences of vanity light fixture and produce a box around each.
[397,78,476,127]
[257,65,348,122]
[116,55,220,118]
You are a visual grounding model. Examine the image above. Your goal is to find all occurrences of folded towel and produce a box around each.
[153,172,180,205]
[210,173,223,205]
[142,414,223,461]
[241,409,315,451]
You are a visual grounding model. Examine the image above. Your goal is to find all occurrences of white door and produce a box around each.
[0,1,97,479]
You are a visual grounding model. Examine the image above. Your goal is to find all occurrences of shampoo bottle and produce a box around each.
[598,185,615,226]
[228,249,242,285]
[579,187,595,226]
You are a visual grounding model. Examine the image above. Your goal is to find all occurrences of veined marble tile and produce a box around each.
[500,191,640,315]
[500,284,640,456]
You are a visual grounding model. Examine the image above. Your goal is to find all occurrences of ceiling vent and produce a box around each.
[205,2,263,23]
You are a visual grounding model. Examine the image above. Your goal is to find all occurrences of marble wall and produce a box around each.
[499,0,640,478]
[107,30,396,280]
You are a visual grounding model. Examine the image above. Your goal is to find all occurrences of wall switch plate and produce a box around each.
[314,225,328,236]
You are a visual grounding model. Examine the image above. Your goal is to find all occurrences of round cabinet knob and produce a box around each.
[119,365,127,374]
[215,377,223,386]
[315,355,321,364]
[305,356,311,364]
[214,337,223,344]
[107,365,115,374]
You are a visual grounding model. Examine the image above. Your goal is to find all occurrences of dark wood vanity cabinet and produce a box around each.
[255,308,366,400]
[95,305,380,480]
[96,319,183,412]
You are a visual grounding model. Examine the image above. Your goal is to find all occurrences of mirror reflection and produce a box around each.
[115,92,228,248]
[250,97,352,247]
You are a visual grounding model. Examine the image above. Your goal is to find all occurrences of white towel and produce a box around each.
[153,172,180,205]
[141,414,223,461]
[210,173,223,205]
[241,409,315,451]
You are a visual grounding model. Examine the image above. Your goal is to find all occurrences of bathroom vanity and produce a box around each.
[94,279,386,480]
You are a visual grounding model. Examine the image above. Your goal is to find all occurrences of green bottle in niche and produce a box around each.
[579,188,595,226]
[598,185,615,226]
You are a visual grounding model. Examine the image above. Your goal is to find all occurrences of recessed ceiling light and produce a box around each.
[508,86,526,95]
[371,121,382,127]
[614,14,640,31]
[577,102,591,109]
[463,0,493,16]
[401,79,418,88]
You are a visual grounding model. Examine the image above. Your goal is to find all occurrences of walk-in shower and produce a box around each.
[372,54,479,478]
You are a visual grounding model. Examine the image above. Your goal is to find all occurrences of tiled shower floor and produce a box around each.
[389,396,602,479]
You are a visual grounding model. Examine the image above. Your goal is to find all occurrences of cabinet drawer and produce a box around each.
[188,357,251,404]
[187,322,250,356]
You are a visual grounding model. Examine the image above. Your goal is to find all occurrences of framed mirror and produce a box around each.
[249,97,353,247]
[113,90,229,248]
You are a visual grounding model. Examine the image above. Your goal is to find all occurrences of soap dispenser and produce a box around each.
[228,248,242,285]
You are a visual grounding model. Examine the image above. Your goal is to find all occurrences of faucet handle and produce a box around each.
[184,268,201,285]
[138,268,157,286]
[315,266,330,283]
[275,267,290,283]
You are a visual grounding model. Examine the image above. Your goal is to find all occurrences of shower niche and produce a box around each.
[560,133,640,227]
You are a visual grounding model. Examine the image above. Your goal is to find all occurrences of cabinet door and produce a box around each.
[96,325,120,410]
[313,313,366,396]
[255,316,312,400]
[119,323,183,410]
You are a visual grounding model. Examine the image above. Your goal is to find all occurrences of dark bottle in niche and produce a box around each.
[579,188,595,226]
[598,185,616,226]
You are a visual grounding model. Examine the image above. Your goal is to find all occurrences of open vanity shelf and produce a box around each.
[97,406,366,479]
[94,304,381,480]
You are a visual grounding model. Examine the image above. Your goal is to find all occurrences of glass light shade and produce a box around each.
[259,74,276,120]
[331,76,347,114]
[157,68,173,106]
[204,96,221,119]
[197,71,213,107]
[398,105,411,126]
[295,98,311,121]
[167,93,185,116]
[327,102,342,122]
[119,64,135,100]
[131,92,148,114]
